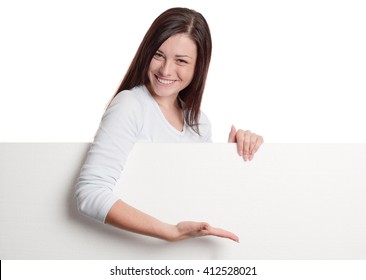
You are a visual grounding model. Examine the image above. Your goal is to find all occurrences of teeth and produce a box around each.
[158,78,174,85]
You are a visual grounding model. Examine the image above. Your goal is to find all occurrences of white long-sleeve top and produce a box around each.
[75,85,212,223]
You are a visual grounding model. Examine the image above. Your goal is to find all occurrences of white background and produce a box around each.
[1,0,365,143]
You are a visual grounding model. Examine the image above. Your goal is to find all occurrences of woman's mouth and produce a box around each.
[156,76,175,85]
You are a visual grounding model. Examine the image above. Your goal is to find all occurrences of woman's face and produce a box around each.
[147,33,197,101]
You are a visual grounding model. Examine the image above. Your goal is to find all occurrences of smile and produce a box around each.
[157,76,175,85]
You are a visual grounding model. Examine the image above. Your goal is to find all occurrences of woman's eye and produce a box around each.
[177,59,187,64]
[154,53,164,59]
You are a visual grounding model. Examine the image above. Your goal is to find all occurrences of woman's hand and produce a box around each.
[228,125,264,161]
[168,221,239,242]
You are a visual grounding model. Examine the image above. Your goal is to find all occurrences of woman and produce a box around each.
[75,7,263,242]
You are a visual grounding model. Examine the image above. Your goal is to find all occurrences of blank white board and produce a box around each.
[0,143,365,259]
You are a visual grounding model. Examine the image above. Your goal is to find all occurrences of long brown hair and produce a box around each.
[112,7,212,134]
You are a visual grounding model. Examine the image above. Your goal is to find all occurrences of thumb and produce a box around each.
[228,125,237,143]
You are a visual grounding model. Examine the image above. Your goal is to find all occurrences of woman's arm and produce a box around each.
[105,199,239,242]
[75,91,142,222]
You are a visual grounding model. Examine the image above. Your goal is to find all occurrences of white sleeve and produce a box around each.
[75,91,144,223]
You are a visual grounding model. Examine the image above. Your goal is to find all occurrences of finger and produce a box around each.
[177,222,239,242]
[242,130,251,161]
[235,129,244,157]
[228,125,237,143]
[249,135,264,160]
[248,134,258,160]
[207,226,239,242]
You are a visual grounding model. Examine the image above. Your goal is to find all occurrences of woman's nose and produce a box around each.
[159,60,174,76]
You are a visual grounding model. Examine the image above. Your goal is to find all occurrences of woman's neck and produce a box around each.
[146,84,180,110]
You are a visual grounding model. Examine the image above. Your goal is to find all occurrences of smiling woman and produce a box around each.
[111,7,214,136]
[75,7,263,243]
